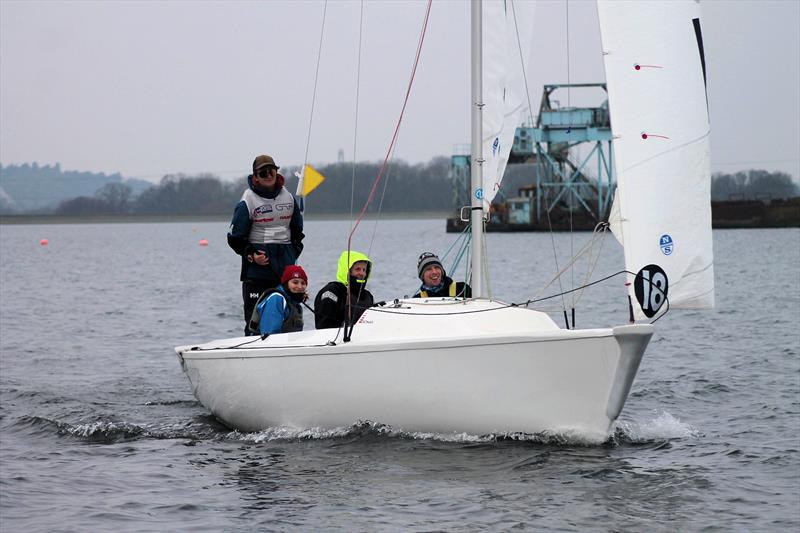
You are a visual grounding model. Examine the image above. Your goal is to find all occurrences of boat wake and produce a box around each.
[11,415,146,443]
[10,412,698,447]
[228,416,699,447]
[9,414,225,443]
[613,411,699,444]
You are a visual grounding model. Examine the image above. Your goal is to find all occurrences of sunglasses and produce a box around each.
[257,167,276,179]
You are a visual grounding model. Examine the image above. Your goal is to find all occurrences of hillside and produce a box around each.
[0,163,153,213]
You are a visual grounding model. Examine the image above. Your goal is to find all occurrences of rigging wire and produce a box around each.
[365,2,436,253]
[343,0,366,338]
[185,268,668,353]
[301,0,329,184]
[525,222,609,306]
[482,224,492,298]
[343,0,432,341]
[367,133,397,258]
[183,273,669,354]
[366,268,666,320]
[188,259,669,354]
[441,223,471,278]
[349,0,364,232]
[571,223,610,307]
[346,0,432,245]
[565,0,576,325]
[510,0,569,321]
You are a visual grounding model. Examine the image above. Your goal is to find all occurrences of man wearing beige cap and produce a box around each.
[227,154,305,335]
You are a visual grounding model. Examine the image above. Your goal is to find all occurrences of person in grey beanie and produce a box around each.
[413,252,471,298]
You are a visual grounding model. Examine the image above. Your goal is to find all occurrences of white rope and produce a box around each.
[526,223,610,309]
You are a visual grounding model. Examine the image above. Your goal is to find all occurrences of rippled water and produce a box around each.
[1,219,798,531]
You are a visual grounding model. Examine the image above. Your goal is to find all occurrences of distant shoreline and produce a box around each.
[0,211,451,225]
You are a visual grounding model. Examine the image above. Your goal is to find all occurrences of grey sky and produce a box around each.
[1,0,798,183]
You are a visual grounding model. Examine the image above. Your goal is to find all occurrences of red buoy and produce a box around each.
[40,239,49,246]
[198,239,208,247]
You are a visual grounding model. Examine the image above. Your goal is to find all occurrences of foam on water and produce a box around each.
[19,412,701,448]
[239,421,493,444]
[12,415,146,443]
[614,411,699,442]
[231,420,618,446]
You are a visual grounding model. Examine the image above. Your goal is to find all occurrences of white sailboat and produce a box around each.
[175,0,713,443]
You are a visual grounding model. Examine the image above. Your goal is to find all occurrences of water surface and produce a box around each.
[1,220,798,531]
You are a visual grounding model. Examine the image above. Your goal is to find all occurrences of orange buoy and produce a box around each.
[40,239,49,246]
[198,239,208,246]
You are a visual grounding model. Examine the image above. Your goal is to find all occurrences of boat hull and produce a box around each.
[177,300,653,442]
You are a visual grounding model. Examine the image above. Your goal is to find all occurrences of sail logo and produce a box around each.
[492,137,500,156]
[659,234,674,255]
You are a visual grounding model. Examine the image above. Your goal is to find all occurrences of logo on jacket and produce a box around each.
[275,203,293,212]
[659,234,674,255]
[254,204,273,215]
[320,291,338,303]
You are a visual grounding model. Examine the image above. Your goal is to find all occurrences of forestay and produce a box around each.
[598,0,715,318]
[481,0,536,208]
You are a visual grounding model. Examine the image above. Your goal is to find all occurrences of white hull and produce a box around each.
[176,299,653,442]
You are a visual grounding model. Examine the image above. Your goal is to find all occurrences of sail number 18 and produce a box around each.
[634,264,669,318]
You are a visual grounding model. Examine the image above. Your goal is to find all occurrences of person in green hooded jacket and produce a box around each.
[314,250,374,329]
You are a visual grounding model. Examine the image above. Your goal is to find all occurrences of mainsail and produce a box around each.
[481,0,535,208]
[598,0,715,317]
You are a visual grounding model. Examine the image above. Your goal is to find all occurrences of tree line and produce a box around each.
[52,158,453,216]
[710,169,799,201]
[3,160,797,217]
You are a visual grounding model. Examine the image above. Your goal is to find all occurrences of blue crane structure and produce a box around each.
[449,83,615,231]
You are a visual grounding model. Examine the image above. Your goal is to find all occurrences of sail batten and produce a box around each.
[615,131,711,175]
[598,0,715,318]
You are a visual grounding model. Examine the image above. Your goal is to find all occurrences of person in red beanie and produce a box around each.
[248,265,309,336]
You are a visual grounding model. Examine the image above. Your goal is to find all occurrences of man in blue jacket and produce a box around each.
[228,155,304,335]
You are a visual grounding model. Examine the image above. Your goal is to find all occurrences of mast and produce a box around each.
[470,0,485,297]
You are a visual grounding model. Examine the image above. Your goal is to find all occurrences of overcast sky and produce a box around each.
[1,0,798,183]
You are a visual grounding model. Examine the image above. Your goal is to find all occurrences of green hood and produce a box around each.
[336,250,372,285]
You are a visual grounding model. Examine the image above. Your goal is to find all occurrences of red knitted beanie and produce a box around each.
[281,265,308,285]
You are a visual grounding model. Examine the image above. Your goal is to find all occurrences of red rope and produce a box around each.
[347,0,433,247]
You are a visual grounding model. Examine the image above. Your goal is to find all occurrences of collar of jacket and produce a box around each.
[248,173,286,199]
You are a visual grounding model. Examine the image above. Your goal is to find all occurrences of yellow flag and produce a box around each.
[300,164,325,197]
